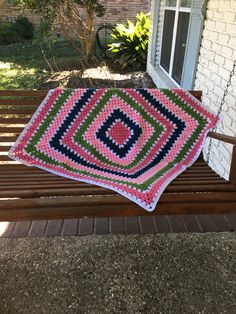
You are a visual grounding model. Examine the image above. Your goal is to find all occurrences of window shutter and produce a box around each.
[181,0,207,89]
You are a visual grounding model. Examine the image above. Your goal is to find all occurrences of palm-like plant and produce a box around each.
[108,12,150,70]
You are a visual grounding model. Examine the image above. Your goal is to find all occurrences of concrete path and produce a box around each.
[0,233,235,313]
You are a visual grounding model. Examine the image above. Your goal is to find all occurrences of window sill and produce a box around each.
[149,65,177,88]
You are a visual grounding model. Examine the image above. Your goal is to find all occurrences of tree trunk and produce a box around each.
[85,9,94,61]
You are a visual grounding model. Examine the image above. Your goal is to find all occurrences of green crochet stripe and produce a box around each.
[161,89,208,164]
[26,89,73,155]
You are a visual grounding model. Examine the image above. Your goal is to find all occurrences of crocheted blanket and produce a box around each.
[9,88,218,211]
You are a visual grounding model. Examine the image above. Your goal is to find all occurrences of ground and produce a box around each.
[0,38,155,90]
[0,233,235,313]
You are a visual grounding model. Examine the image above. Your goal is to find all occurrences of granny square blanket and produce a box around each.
[9,88,219,211]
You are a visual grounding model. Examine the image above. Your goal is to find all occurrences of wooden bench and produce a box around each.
[0,90,236,221]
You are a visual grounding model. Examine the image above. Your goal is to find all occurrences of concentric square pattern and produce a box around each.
[9,88,218,211]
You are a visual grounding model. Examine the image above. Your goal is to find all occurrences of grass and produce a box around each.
[0,38,82,90]
[0,37,153,89]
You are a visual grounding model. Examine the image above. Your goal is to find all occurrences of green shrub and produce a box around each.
[0,20,20,45]
[108,12,150,70]
[0,16,33,45]
[12,16,34,39]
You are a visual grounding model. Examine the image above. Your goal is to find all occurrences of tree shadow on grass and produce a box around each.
[0,38,83,89]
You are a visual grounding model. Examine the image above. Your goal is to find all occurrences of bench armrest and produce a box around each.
[208,131,236,145]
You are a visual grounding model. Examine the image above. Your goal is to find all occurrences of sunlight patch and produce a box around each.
[0,222,10,236]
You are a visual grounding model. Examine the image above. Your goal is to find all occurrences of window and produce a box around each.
[160,0,191,86]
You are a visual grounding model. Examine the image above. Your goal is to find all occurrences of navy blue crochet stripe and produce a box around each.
[96,109,142,158]
[50,89,186,179]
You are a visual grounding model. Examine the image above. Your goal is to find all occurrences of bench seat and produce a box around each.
[0,90,235,221]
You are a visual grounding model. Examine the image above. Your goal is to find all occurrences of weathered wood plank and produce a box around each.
[0,90,47,96]
[0,118,30,124]
[1,192,236,211]
[0,108,36,115]
[208,132,236,145]
[0,99,41,106]
[1,201,236,221]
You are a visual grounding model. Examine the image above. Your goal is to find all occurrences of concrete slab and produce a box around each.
[0,233,235,313]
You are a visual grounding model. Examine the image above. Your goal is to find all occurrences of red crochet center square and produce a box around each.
[106,120,132,146]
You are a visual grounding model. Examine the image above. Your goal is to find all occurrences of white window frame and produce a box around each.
[159,0,191,87]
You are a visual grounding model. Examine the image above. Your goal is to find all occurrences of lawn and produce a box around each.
[0,38,82,90]
[0,38,154,89]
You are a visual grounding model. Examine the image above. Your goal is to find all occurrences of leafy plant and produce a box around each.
[108,12,150,70]
[0,20,20,45]
[0,16,33,45]
[12,16,34,40]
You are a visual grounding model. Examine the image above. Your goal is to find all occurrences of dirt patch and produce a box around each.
[43,63,155,89]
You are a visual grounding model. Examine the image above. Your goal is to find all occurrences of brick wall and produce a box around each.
[0,0,149,27]
[194,0,236,179]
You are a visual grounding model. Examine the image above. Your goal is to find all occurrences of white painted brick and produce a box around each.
[223,114,233,127]
[232,120,236,132]
[218,33,230,44]
[214,11,224,20]
[231,0,236,10]
[227,23,236,35]
[201,49,215,61]
[196,72,206,84]
[223,11,235,22]
[233,50,236,60]
[231,74,236,87]
[211,73,222,85]
[224,59,235,72]
[203,30,218,41]
[221,46,233,57]
[224,126,236,136]
[209,61,219,73]
[222,158,231,173]
[215,21,226,31]
[202,39,212,49]
[206,20,216,29]
[207,50,216,60]
[204,97,211,106]
[206,80,214,91]
[213,85,225,98]
[221,102,229,112]
[208,1,220,10]
[206,10,213,19]
[220,146,232,162]
[211,93,219,104]
[214,54,225,65]
[219,0,231,10]
[228,36,236,48]
[199,55,210,66]
[212,42,221,53]
[202,67,212,78]
[218,66,230,79]
[225,93,236,106]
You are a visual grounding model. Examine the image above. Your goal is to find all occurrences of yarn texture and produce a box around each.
[9,88,218,211]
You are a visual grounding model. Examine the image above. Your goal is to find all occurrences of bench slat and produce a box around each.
[0,108,36,115]
[0,99,42,106]
[1,192,236,210]
[0,90,47,96]
[0,183,233,199]
[1,201,236,221]
[0,118,30,124]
